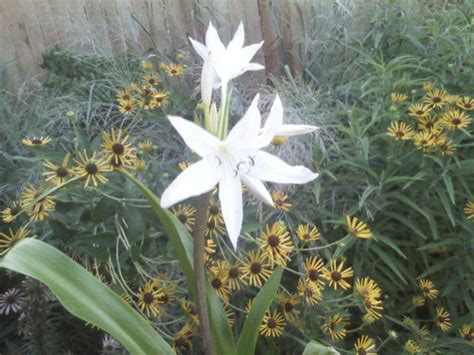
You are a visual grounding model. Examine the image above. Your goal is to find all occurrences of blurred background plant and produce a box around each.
[1,0,473,354]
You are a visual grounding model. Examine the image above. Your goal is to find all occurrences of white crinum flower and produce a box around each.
[189,22,264,92]
[161,94,318,249]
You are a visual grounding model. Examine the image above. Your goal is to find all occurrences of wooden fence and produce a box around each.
[0,0,323,91]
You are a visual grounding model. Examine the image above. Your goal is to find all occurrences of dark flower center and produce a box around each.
[451,118,461,126]
[267,318,277,329]
[158,294,169,304]
[177,214,187,223]
[422,287,430,293]
[171,69,177,74]
[10,207,19,216]
[464,333,473,341]
[122,94,130,100]
[331,271,342,281]
[209,205,219,216]
[268,235,280,247]
[416,110,424,115]
[395,131,404,138]
[228,268,239,278]
[156,96,164,103]
[211,278,222,289]
[250,262,262,274]
[6,295,16,304]
[56,167,68,178]
[143,292,154,304]
[358,348,367,355]
[364,300,372,309]
[148,79,155,85]
[432,96,442,103]
[85,163,98,175]
[207,220,216,229]
[174,338,188,349]
[309,269,320,281]
[112,143,125,155]
[303,233,310,240]
[284,302,294,312]
[32,139,42,145]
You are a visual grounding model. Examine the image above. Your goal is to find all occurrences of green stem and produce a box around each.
[192,192,214,355]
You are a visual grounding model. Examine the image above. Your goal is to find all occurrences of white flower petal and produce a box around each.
[258,94,284,147]
[201,54,214,105]
[168,115,220,157]
[245,63,265,71]
[226,94,261,147]
[219,170,243,249]
[275,124,319,136]
[227,22,245,52]
[249,151,318,184]
[189,38,208,60]
[241,175,274,207]
[239,42,264,65]
[161,158,221,208]
[206,22,224,52]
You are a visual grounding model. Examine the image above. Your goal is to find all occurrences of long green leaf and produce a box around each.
[236,266,283,355]
[0,238,173,355]
[122,171,235,352]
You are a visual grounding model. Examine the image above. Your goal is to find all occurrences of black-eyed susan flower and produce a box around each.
[172,204,196,231]
[164,63,185,77]
[271,191,292,212]
[418,278,438,300]
[1,201,21,223]
[258,222,294,266]
[153,282,176,311]
[226,261,246,290]
[464,201,474,220]
[456,96,474,111]
[363,297,383,320]
[424,89,449,108]
[439,140,455,156]
[355,277,381,300]
[131,84,158,110]
[297,278,322,306]
[21,136,52,148]
[138,140,155,151]
[324,259,354,290]
[42,153,73,185]
[205,218,225,238]
[241,250,273,287]
[209,266,230,301]
[271,135,289,145]
[121,293,132,305]
[20,185,56,222]
[417,115,440,132]
[390,92,408,104]
[141,73,160,87]
[180,299,199,325]
[296,224,320,242]
[73,150,111,187]
[413,131,437,152]
[244,297,256,314]
[118,99,137,115]
[441,109,471,129]
[277,291,300,324]
[260,310,285,337]
[0,288,26,315]
[387,121,415,140]
[409,103,432,118]
[412,295,426,307]
[346,215,372,239]
[137,280,162,317]
[224,304,236,327]
[435,306,451,332]
[404,340,422,354]
[304,256,327,288]
[207,198,224,224]
[458,325,473,344]
[173,322,195,353]
[153,90,169,108]
[354,335,376,355]
[101,129,137,169]
[204,238,216,255]
[321,314,348,340]
[116,88,133,102]
[0,227,31,256]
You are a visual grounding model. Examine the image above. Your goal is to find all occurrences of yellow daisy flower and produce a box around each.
[408,103,432,118]
[346,215,372,239]
[137,280,162,317]
[118,99,137,115]
[241,250,273,287]
[205,218,225,238]
[173,322,195,353]
[1,201,22,223]
[464,201,474,220]
[405,340,422,354]
[439,140,455,156]
[441,109,471,129]
[390,92,408,104]
[456,96,474,111]
[424,89,449,108]
[355,277,381,300]
[297,278,322,306]
[416,115,441,132]
[413,131,437,152]
[260,310,286,337]
[321,314,348,340]
[354,335,377,354]
[277,291,300,324]
[418,278,438,300]
[226,261,246,291]
[42,153,74,185]
[436,306,451,332]
[172,204,196,231]
[0,227,31,256]
[20,185,56,222]
[364,297,383,320]
[73,150,112,187]
[258,222,294,266]
[209,265,230,301]
[164,63,185,77]
[324,259,354,290]
[116,88,133,102]
[304,256,328,288]
[458,325,473,344]
[141,73,160,87]
[207,198,224,224]
[271,191,292,211]
[387,121,415,140]
[101,129,137,169]
[138,140,155,151]
[21,136,52,148]
[296,224,320,242]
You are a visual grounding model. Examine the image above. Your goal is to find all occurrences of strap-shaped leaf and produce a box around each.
[0,238,173,355]
[236,266,283,355]
[122,170,235,353]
